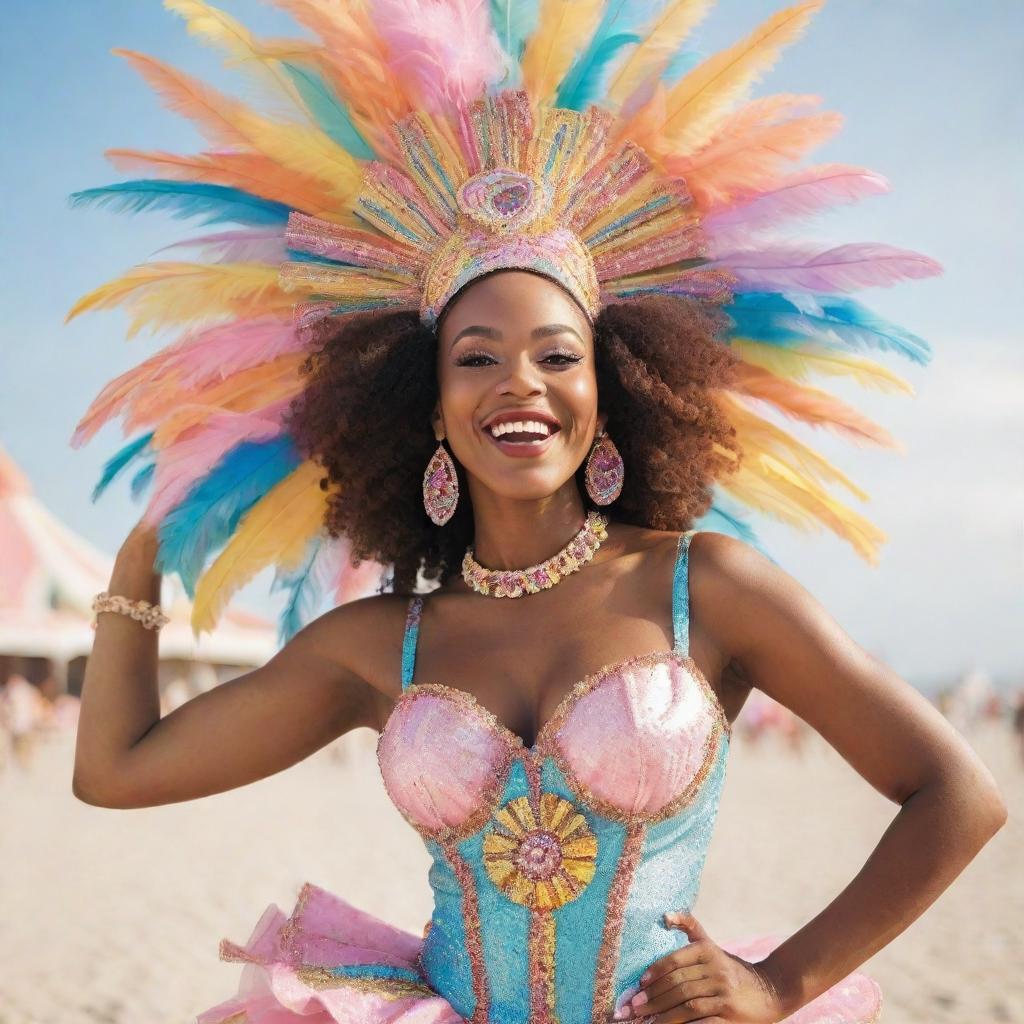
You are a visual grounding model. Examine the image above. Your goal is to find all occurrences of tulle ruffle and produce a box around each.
[196,883,881,1024]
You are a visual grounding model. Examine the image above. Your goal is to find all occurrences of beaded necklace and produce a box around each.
[461,511,609,598]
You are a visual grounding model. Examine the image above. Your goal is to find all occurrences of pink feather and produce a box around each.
[330,534,389,605]
[143,405,290,525]
[703,164,891,248]
[71,317,301,447]
[712,242,944,293]
[155,229,288,264]
[370,0,507,115]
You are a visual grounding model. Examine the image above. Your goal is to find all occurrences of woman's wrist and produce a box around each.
[755,951,806,1020]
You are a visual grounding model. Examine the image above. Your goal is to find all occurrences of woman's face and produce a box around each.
[434,270,603,503]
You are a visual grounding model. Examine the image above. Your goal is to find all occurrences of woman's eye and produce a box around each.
[455,354,496,367]
[544,353,582,366]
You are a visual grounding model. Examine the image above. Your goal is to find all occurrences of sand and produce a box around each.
[0,720,1019,1024]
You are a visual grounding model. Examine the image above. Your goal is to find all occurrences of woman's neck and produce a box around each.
[466,485,593,570]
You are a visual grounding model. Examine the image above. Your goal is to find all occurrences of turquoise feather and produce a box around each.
[157,437,301,596]
[557,33,641,110]
[130,462,156,500]
[281,61,376,160]
[725,292,933,365]
[91,432,154,502]
[488,0,540,86]
[272,535,325,645]
[70,181,291,226]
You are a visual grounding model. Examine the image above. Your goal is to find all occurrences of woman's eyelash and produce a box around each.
[456,352,582,367]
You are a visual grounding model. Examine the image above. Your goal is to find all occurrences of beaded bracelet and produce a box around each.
[91,591,170,632]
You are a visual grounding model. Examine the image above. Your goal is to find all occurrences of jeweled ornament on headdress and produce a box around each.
[66,0,943,639]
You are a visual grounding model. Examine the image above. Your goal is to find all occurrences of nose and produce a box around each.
[497,352,545,397]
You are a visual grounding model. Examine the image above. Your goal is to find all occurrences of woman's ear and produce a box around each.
[597,411,608,435]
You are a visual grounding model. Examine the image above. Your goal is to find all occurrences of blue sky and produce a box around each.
[1,1,1021,687]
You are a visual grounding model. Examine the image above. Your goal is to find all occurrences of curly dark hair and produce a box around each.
[285,286,743,594]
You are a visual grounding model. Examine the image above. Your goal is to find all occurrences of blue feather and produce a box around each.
[660,45,701,86]
[557,32,642,110]
[272,535,326,645]
[69,181,291,226]
[488,0,540,86]
[130,462,156,500]
[280,61,376,160]
[724,292,933,365]
[91,432,154,502]
[156,436,301,596]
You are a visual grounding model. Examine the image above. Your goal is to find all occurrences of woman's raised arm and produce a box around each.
[71,521,387,810]
[690,530,1008,1018]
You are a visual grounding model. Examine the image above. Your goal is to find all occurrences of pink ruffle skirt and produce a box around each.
[196,882,881,1024]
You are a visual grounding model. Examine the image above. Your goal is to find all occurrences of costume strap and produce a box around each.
[671,531,697,657]
[400,595,425,691]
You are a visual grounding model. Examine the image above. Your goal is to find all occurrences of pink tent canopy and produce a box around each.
[0,445,277,667]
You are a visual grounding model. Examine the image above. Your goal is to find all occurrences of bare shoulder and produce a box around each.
[288,590,417,716]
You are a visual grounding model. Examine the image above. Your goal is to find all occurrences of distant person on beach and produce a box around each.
[0,674,47,771]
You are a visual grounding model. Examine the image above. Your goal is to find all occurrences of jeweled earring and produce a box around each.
[584,428,624,506]
[423,438,459,525]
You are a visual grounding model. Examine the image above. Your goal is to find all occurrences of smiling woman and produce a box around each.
[286,271,742,594]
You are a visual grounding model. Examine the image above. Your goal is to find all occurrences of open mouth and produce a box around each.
[483,419,561,457]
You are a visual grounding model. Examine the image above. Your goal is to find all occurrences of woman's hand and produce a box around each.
[610,911,789,1024]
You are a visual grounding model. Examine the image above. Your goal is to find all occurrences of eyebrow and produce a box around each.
[449,324,584,351]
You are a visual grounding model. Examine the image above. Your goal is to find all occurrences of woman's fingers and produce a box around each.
[637,965,711,1004]
[633,978,720,1019]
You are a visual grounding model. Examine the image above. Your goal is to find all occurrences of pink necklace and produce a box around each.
[461,511,610,598]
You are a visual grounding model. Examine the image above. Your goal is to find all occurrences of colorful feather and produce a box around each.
[157,436,302,596]
[519,0,605,109]
[191,459,328,634]
[157,228,289,264]
[91,432,155,502]
[711,242,944,293]
[728,338,914,395]
[104,148,341,219]
[725,292,934,365]
[604,0,712,109]
[143,406,288,525]
[69,181,290,227]
[65,262,290,338]
[732,364,902,450]
[640,0,826,155]
[488,0,541,82]
[703,164,890,241]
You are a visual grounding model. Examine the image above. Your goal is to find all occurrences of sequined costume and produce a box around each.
[197,532,881,1024]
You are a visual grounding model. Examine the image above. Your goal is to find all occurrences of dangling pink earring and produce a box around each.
[423,438,459,525]
[584,428,624,505]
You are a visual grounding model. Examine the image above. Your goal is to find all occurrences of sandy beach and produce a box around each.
[1,719,1019,1024]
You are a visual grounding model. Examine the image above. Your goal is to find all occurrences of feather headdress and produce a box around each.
[68,0,941,639]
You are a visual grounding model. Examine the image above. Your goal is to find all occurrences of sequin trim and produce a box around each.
[591,823,646,1022]
[293,966,436,998]
[442,839,490,1024]
[528,911,559,1024]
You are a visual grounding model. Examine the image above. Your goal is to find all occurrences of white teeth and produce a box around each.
[488,419,553,439]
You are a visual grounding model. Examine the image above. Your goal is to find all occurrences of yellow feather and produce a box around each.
[165,0,304,106]
[520,0,605,109]
[65,262,291,337]
[730,338,914,395]
[605,0,714,110]
[114,49,363,209]
[724,452,885,564]
[721,392,868,501]
[654,0,825,155]
[191,460,329,635]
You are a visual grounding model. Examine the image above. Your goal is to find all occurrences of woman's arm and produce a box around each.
[72,521,389,809]
[693,531,1008,1016]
